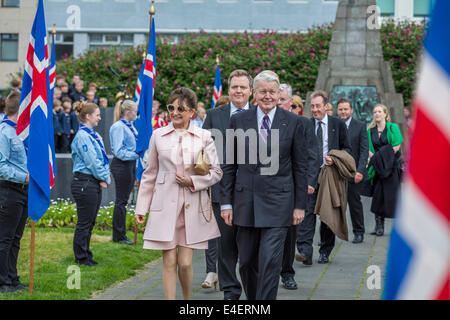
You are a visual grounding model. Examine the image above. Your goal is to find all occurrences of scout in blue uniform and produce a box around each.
[109,99,138,245]
[0,91,29,293]
[71,101,110,267]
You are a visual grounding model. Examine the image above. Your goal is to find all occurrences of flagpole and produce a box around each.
[134,0,155,247]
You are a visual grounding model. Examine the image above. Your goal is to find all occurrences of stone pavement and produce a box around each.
[93,196,390,300]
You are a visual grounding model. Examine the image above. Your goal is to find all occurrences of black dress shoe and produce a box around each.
[295,252,312,266]
[116,239,134,245]
[89,258,98,265]
[0,285,18,293]
[318,253,329,264]
[282,277,298,290]
[75,259,95,267]
[12,282,27,291]
[352,234,364,244]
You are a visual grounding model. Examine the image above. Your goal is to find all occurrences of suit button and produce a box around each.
[185,166,190,171]
[185,203,190,209]
[185,187,189,191]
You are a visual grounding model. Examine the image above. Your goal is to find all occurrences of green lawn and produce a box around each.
[0,227,161,300]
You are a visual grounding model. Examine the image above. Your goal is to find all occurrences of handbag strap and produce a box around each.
[199,187,212,223]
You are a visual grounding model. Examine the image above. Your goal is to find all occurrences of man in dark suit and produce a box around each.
[221,70,309,300]
[336,98,369,243]
[278,84,319,290]
[296,90,351,265]
[202,69,254,300]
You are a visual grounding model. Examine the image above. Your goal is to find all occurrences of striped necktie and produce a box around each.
[233,108,244,115]
[260,114,271,143]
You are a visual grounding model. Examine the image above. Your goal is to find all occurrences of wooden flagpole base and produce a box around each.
[29,220,35,295]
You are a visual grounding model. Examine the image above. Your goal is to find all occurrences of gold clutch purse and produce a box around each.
[194,149,213,222]
[194,149,211,176]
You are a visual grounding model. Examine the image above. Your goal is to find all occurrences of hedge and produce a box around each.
[55,20,425,108]
[29,199,145,232]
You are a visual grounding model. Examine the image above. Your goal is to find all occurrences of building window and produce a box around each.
[89,33,134,52]
[377,0,395,17]
[1,0,19,7]
[0,34,18,61]
[414,0,435,17]
[53,32,74,60]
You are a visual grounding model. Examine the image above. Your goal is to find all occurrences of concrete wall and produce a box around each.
[50,107,139,206]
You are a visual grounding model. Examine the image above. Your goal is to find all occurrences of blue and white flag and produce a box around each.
[134,18,156,181]
[17,0,55,221]
[383,0,449,300]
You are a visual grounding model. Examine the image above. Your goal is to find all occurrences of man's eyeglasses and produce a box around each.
[167,104,190,113]
[255,89,278,97]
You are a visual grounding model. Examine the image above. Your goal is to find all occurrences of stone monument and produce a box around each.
[304,0,404,126]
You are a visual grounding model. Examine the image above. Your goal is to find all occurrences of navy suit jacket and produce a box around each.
[347,118,369,181]
[310,115,352,184]
[220,106,309,228]
[203,103,255,203]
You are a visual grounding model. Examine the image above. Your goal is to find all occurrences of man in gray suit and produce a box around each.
[221,70,309,300]
[202,69,254,300]
[336,98,369,243]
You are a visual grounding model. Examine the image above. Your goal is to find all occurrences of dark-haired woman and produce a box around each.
[135,87,222,300]
[71,102,110,266]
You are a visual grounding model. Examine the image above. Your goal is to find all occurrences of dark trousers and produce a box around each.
[212,202,242,299]
[296,188,335,258]
[60,134,70,153]
[0,182,28,286]
[348,182,365,235]
[236,226,288,300]
[111,158,136,242]
[281,224,297,280]
[72,173,102,262]
[205,202,219,273]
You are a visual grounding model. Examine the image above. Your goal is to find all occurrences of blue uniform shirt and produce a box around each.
[71,129,111,183]
[0,122,28,183]
[109,120,139,161]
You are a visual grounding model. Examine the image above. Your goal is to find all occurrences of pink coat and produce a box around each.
[135,122,222,244]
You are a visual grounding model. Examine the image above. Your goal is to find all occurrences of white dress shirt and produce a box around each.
[315,113,329,167]
[230,101,249,116]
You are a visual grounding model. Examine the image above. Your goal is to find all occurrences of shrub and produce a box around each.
[55,21,425,109]
[30,199,146,232]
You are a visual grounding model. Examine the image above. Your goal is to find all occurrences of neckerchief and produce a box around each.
[120,119,138,142]
[79,123,109,164]
[2,117,17,129]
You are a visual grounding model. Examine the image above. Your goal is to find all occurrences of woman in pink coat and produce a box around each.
[135,87,222,300]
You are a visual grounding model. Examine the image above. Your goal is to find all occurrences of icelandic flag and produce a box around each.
[134,18,155,182]
[16,0,55,222]
[383,0,449,300]
[211,64,222,109]
[48,29,57,178]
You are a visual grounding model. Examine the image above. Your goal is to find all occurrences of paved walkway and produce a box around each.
[93,197,390,300]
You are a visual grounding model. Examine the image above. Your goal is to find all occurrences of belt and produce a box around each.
[73,172,100,183]
[0,179,28,190]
